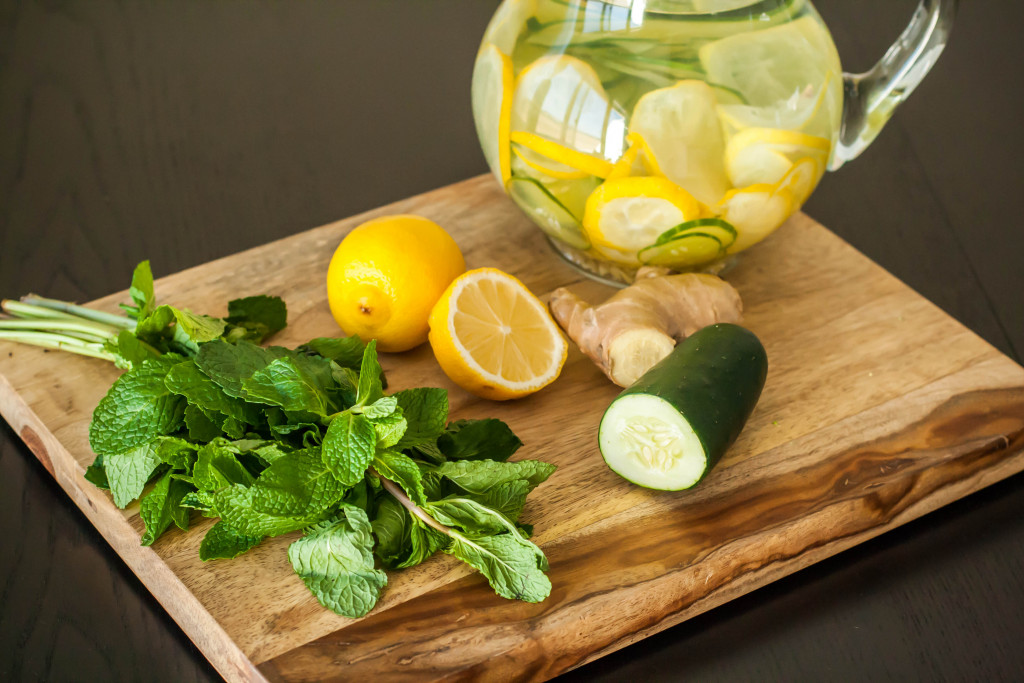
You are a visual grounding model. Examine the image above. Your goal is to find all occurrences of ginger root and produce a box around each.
[549,267,743,387]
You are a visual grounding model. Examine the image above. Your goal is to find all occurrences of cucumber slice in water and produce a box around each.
[638,217,737,266]
[506,176,592,249]
[599,323,767,490]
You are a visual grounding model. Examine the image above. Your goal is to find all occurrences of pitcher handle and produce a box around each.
[829,0,958,170]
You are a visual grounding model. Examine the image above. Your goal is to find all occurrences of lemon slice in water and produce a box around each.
[583,177,702,264]
[775,156,822,208]
[629,80,730,207]
[510,131,615,178]
[512,54,626,164]
[700,15,841,107]
[725,127,829,188]
[472,44,514,184]
[716,184,794,254]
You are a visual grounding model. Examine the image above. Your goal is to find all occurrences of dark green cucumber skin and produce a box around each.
[614,323,768,486]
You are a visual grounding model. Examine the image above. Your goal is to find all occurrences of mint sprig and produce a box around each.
[1,261,557,618]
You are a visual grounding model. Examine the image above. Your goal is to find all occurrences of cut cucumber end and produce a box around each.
[599,394,707,490]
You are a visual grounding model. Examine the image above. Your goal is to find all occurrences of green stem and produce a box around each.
[2,299,84,322]
[0,330,117,362]
[19,295,136,330]
[0,318,121,340]
[373,470,451,536]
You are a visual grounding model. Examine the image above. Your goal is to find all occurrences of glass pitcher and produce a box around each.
[471,0,957,283]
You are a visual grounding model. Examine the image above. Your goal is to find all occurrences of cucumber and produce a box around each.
[638,231,724,266]
[505,176,592,250]
[638,217,737,266]
[599,323,767,490]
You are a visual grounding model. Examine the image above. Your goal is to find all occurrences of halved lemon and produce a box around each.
[716,184,794,254]
[583,177,702,264]
[428,268,567,401]
[472,44,514,184]
[629,80,730,206]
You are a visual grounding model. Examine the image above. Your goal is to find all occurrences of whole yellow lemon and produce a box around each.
[326,215,465,352]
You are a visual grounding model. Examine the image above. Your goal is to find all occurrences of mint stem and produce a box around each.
[2,299,84,322]
[0,330,117,362]
[19,295,135,330]
[0,318,121,340]
[373,470,451,537]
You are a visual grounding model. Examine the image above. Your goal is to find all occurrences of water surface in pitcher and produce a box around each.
[472,0,843,281]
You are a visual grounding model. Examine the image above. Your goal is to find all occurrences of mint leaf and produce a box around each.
[225,295,287,342]
[425,497,509,536]
[109,329,159,369]
[180,489,216,515]
[399,522,450,569]
[140,471,191,546]
[370,495,408,563]
[184,403,223,441]
[199,520,263,560]
[171,308,227,347]
[250,448,346,517]
[154,436,198,470]
[470,479,531,522]
[128,260,156,319]
[322,412,376,486]
[394,387,447,448]
[84,455,109,490]
[105,441,164,508]
[356,340,384,406]
[369,410,406,449]
[242,356,338,416]
[299,336,365,370]
[431,459,556,494]
[438,419,523,462]
[193,440,256,490]
[194,340,288,398]
[164,360,262,425]
[212,485,320,537]
[373,451,426,506]
[89,358,186,457]
[251,442,292,466]
[445,533,551,603]
[361,395,397,420]
[287,505,387,618]
[222,416,248,439]
[136,305,226,355]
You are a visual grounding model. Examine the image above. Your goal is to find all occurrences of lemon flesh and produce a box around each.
[428,268,567,401]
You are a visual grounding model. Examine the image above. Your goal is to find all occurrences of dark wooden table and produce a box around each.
[2,1,1022,680]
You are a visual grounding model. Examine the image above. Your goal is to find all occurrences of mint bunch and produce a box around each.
[3,262,555,617]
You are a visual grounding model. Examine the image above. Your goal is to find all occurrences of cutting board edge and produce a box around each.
[563,433,1024,677]
[0,371,268,683]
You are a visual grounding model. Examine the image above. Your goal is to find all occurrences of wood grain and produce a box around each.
[1,175,1023,681]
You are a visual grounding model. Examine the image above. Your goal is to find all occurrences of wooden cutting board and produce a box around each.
[2,175,1023,682]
